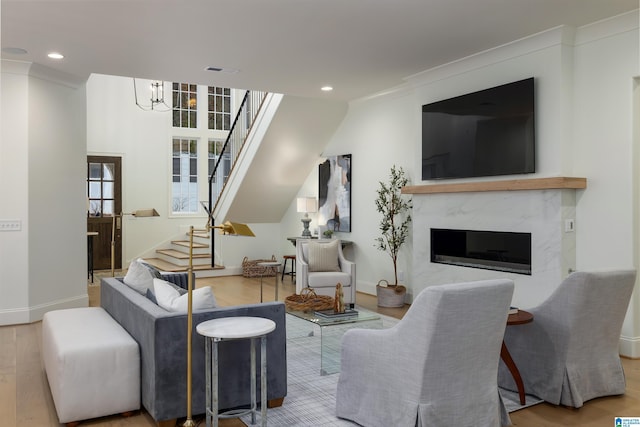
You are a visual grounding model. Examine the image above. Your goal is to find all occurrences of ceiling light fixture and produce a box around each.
[321,86,333,92]
[47,52,64,59]
[133,79,171,112]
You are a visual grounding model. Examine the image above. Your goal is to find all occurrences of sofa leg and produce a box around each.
[268,397,285,408]
[66,423,80,427]
[121,410,136,417]
[157,419,177,427]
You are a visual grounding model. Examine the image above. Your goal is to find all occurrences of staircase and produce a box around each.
[143,231,224,273]
[142,90,269,274]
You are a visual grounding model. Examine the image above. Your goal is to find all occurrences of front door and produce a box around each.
[87,156,122,271]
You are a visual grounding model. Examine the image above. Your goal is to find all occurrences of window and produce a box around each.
[208,87,231,130]
[87,161,115,216]
[172,138,198,213]
[172,83,197,128]
[208,140,231,184]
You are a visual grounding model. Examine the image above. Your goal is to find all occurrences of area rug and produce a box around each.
[240,313,542,426]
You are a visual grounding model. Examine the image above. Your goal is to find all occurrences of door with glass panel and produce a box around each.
[87,156,122,271]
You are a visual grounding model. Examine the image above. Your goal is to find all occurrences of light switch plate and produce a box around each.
[564,219,575,233]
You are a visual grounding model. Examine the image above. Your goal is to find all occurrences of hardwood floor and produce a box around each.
[2,273,640,426]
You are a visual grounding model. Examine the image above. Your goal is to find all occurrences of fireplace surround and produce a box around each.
[404,177,586,307]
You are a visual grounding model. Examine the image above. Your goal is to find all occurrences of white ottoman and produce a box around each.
[42,307,140,426]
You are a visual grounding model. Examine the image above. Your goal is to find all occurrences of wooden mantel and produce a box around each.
[402,177,587,195]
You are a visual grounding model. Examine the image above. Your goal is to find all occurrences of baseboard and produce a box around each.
[0,294,89,326]
[195,266,243,278]
[619,335,640,358]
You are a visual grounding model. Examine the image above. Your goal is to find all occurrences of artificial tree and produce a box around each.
[374,165,412,306]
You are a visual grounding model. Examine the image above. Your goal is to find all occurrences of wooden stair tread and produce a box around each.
[190,231,210,238]
[143,258,224,272]
[172,240,209,249]
[156,249,209,259]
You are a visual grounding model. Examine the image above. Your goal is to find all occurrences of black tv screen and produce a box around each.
[422,77,535,180]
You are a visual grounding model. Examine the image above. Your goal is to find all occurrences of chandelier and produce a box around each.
[133,78,170,111]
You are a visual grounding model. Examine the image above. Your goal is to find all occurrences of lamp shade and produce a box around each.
[297,197,318,213]
[131,208,160,217]
[215,221,256,236]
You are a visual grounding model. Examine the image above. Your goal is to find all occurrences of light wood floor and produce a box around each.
[2,274,639,426]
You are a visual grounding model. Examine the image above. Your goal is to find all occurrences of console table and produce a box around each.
[286,237,352,247]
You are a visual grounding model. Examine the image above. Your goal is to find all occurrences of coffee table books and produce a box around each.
[314,309,359,319]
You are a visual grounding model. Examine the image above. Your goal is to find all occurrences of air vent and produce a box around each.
[204,66,239,74]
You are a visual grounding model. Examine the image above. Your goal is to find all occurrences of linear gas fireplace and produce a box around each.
[431,228,532,275]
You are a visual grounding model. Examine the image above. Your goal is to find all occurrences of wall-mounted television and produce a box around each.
[422,77,535,180]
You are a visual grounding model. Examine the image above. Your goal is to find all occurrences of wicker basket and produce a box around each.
[242,255,278,278]
[376,279,407,308]
[285,288,334,312]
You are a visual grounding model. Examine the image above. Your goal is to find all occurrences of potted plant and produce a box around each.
[323,229,334,238]
[374,165,412,307]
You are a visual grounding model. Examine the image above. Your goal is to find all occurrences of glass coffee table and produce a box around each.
[286,307,383,375]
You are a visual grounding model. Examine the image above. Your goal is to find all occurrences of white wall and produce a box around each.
[0,60,88,325]
[0,61,30,323]
[571,13,640,355]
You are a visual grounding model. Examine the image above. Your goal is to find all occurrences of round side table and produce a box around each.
[258,261,281,303]
[502,309,534,405]
[196,317,276,427]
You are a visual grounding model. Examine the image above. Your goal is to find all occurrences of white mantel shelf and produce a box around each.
[402,177,587,195]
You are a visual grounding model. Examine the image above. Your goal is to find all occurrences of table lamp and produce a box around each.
[297,197,317,238]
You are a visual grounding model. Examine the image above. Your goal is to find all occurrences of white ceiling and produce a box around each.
[2,0,638,102]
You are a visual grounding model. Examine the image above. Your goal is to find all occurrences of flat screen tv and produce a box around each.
[422,77,535,180]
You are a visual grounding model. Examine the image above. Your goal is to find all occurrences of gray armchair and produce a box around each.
[336,279,514,427]
[498,269,636,408]
[296,239,356,305]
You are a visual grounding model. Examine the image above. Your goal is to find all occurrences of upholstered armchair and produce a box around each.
[296,239,356,305]
[498,270,636,408]
[336,279,515,427]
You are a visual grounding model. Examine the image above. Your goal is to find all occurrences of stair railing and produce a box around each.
[207,90,267,266]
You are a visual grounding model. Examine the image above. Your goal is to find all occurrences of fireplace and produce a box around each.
[431,228,532,275]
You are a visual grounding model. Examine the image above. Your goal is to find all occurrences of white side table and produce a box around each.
[196,317,276,427]
[258,261,281,302]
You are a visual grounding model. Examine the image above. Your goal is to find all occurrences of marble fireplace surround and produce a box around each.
[403,177,587,308]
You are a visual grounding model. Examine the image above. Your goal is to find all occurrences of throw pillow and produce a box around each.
[123,258,155,295]
[140,260,163,279]
[308,240,341,272]
[146,280,187,305]
[153,278,217,313]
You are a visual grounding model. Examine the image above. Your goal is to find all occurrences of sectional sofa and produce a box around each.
[100,275,287,426]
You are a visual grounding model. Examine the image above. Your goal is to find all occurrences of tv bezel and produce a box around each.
[421,77,535,181]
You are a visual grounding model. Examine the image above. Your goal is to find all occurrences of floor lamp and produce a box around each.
[183,220,255,427]
[110,208,159,276]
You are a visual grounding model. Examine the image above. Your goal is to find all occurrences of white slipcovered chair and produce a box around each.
[296,239,356,305]
[498,269,637,408]
[336,279,515,427]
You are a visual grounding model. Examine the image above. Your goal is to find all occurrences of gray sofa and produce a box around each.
[100,275,287,426]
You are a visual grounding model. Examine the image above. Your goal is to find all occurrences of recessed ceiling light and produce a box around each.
[321,86,333,92]
[47,52,64,60]
[2,47,28,55]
